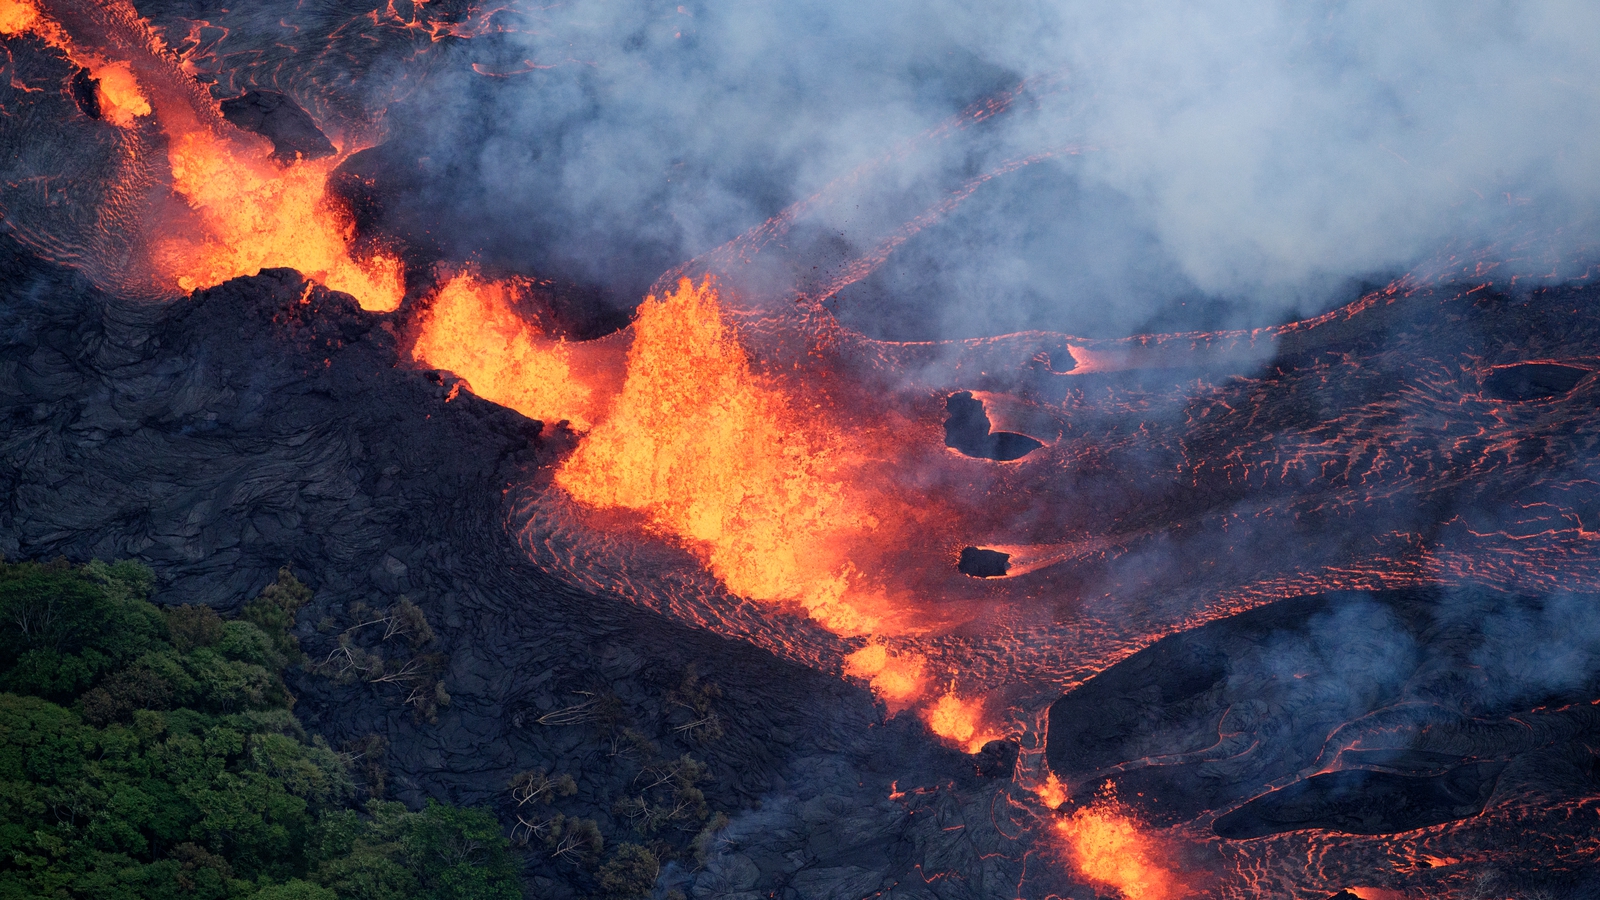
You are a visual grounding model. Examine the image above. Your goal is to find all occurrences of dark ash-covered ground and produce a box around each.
[0,238,1064,900]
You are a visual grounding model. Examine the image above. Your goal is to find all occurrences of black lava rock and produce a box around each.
[943,391,1042,461]
[973,740,1018,779]
[957,547,1010,578]
[220,90,337,162]
[70,67,100,120]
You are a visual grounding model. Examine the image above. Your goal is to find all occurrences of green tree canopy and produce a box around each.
[0,560,523,900]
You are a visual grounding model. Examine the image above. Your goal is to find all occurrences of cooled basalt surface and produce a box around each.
[1481,360,1592,401]
[1047,587,1600,894]
[0,241,1060,900]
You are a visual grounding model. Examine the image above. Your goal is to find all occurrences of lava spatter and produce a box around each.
[2,0,404,310]
[555,277,886,637]
[1055,789,1187,900]
[843,642,928,709]
[155,129,405,310]
[0,0,149,125]
[925,689,1000,752]
[411,269,598,430]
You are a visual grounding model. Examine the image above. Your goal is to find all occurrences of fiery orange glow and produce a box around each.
[155,131,404,311]
[843,643,926,708]
[923,689,997,751]
[89,59,148,124]
[1033,772,1068,809]
[411,270,595,429]
[1055,792,1183,900]
[2,0,401,310]
[1,0,57,42]
[0,0,148,125]
[555,277,884,635]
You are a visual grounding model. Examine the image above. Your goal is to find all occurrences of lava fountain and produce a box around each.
[411,269,602,429]
[555,277,886,636]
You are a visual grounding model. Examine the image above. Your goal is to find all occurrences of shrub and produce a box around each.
[597,843,661,899]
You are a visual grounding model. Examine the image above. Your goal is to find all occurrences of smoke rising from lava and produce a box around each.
[386,0,1600,336]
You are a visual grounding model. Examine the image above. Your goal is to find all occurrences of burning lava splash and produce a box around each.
[155,129,402,308]
[0,0,146,124]
[554,278,886,637]
[1054,789,1187,900]
[414,273,997,743]
[411,270,602,429]
[0,0,403,310]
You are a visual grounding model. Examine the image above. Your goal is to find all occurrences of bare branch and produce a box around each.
[536,693,601,726]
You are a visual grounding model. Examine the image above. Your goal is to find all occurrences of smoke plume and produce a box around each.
[381,0,1600,337]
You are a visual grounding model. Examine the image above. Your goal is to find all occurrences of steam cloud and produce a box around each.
[386,0,1600,338]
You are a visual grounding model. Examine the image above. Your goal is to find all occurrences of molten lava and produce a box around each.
[1033,772,1068,810]
[555,277,885,636]
[924,689,998,752]
[843,642,927,709]
[2,0,403,311]
[1,0,149,125]
[156,131,404,311]
[2,0,69,53]
[411,270,596,429]
[85,59,146,124]
[1055,792,1184,900]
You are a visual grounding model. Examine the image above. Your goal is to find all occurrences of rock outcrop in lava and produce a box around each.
[219,89,337,163]
[943,390,1044,461]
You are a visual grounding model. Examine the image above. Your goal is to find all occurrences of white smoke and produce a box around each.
[393,0,1600,336]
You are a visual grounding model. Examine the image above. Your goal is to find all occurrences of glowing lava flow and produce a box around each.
[1055,792,1185,900]
[155,133,404,310]
[0,0,149,125]
[2,0,403,310]
[555,277,887,636]
[453,274,1019,746]
[439,272,1012,743]
[411,270,596,429]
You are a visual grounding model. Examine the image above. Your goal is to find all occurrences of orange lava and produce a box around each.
[0,0,148,125]
[154,131,404,311]
[923,689,997,752]
[2,0,401,310]
[1342,889,1405,900]
[89,59,148,124]
[1,0,58,42]
[411,270,595,429]
[555,277,883,635]
[1033,772,1069,809]
[843,643,927,708]
[1055,793,1183,900]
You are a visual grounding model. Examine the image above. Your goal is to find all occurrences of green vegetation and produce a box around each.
[594,844,658,900]
[0,559,522,900]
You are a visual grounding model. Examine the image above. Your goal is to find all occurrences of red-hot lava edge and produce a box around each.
[7,1,1600,897]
